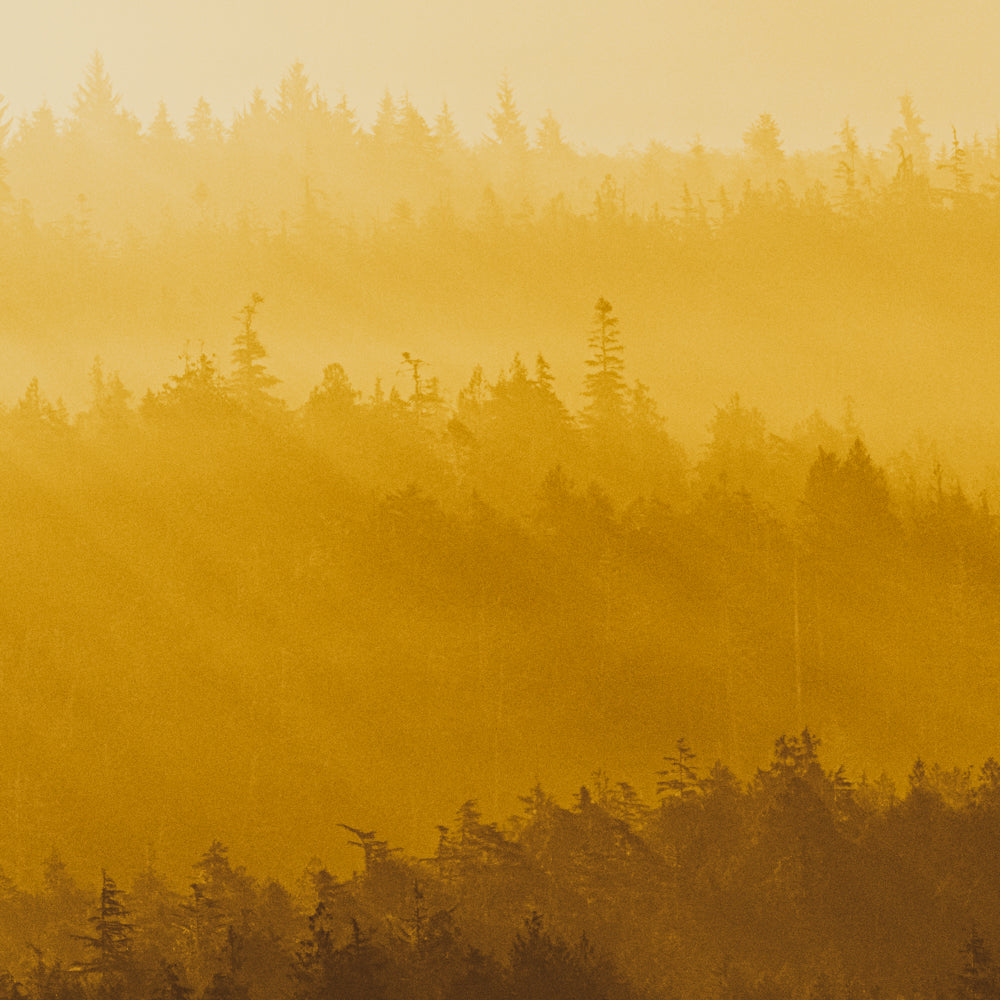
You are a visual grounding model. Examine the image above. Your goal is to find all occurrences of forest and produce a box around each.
[4,55,1000,449]
[0,736,994,998]
[3,52,1000,998]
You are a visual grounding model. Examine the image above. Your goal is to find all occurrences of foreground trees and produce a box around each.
[0,735,994,999]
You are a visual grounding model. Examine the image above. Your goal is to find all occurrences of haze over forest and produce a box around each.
[3,47,1000,998]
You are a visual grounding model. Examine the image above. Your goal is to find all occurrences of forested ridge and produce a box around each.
[1,293,998,883]
[4,57,1000,443]
[0,735,997,999]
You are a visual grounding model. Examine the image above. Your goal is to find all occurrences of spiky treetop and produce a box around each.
[582,297,627,427]
[230,293,280,405]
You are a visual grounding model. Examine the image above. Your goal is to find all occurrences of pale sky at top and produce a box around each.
[3,0,1000,154]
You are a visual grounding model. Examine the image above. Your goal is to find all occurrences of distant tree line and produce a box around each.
[0,54,997,238]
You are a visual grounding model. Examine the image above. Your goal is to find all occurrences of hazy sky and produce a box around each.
[4,0,1000,153]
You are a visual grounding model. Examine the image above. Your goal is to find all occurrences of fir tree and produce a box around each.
[74,870,133,990]
[582,297,627,428]
[487,74,528,154]
[230,293,281,408]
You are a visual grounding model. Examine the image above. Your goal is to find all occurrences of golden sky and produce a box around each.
[5,0,1000,152]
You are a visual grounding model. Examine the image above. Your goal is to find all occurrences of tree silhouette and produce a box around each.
[487,74,528,154]
[74,870,133,990]
[187,97,223,146]
[68,51,137,142]
[230,293,280,409]
[890,93,931,175]
[743,112,784,174]
[274,60,318,126]
[582,297,627,429]
[536,110,570,158]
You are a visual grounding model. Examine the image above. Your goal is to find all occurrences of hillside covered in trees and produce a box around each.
[0,735,995,999]
[0,293,998,885]
[4,53,1000,997]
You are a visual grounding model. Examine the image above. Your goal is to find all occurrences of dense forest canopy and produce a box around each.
[3,54,1000,997]
[0,736,994,999]
[0,293,998,885]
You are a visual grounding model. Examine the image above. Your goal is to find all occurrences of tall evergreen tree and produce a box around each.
[230,294,281,409]
[148,100,178,144]
[330,94,361,147]
[487,74,528,154]
[274,60,317,126]
[372,91,399,148]
[890,93,931,175]
[74,870,133,990]
[743,112,784,175]
[433,100,463,155]
[69,51,137,140]
[536,110,570,158]
[187,97,223,146]
[582,298,627,428]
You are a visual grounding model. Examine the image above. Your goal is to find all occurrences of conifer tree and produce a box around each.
[274,60,317,126]
[231,88,272,147]
[536,110,570,157]
[75,870,133,989]
[372,91,399,148]
[69,52,122,133]
[890,93,931,174]
[148,100,178,144]
[743,112,784,172]
[834,117,863,215]
[657,738,699,801]
[582,297,627,428]
[487,74,528,154]
[187,97,223,146]
[433,101,463,154]
[230,293,280,408]
[330,94,360,147]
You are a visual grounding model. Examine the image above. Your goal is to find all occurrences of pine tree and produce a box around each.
[74,870,133,989]
[87,356,132,432]
[148,100,178,144]
[535,354,557,396]
[274,60,317,126]
[487,74,528,154]
[657,738,700,801]
[536,110,570,157]
[582,298,627,428]
[15,100,57,149]
[940,125,972,197]
[890,93,931,175]
[69,52,120,132]
[230,293,281,408]
[433,101,463,155]
[330,94,360,147]
[231,89,272,147]
[68,51,139,144]
[187,97,223,146]
[372,91,398,148]
[743,112,784,175]
[834,117,863,215]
